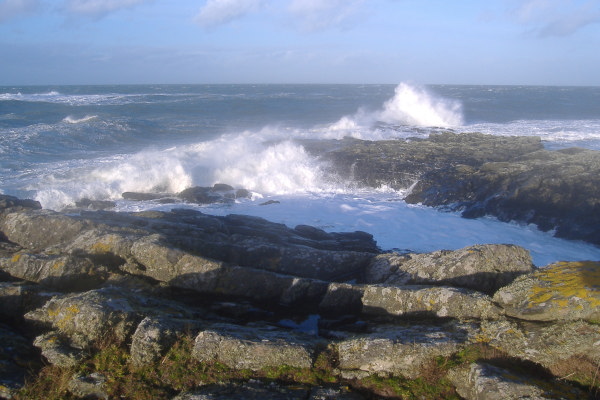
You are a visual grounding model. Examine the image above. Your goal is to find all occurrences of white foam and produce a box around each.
[150,191,600,267]
[62,115,98,124]
[378,83,464,127]
[321,82,464,140]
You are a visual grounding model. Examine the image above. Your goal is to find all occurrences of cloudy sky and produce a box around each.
[1,0,599,85]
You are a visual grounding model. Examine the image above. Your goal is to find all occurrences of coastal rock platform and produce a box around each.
[1,193,598,399]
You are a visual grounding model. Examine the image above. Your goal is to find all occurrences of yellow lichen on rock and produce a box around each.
[528,261,600,309]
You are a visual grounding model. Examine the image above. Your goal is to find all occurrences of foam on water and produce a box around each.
[323,83,463,140]
[4,83,600,267]
[62,115,98,124]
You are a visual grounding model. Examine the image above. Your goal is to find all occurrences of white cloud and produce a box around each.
[194,0,264,28]
[0,0,40,22]
[513,0,600,36]
[64,0,150,18]
[287,0,366,31]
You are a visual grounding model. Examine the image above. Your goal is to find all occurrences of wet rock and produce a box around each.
[74,198,116,210]
[447,362,586,400]
[0,194,41,213]
[192,322,324,370]
[316,132,600,245]
[335,322,473,379]
[493,261,600,322]
[366,244,534,295]
[361,284,502,320]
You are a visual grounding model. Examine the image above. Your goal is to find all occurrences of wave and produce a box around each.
[62,115,98,124]
[323,82,463,140]
[30,127,332,210]
[378,83,464,127]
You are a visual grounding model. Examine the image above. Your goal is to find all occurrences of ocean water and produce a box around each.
[1,83,600,266]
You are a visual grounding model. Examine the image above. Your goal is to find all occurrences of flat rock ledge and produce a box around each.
[0,195,598,399]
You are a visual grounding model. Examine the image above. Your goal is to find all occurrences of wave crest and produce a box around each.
[378,83,463,127]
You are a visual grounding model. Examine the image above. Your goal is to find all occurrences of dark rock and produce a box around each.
[315,132,600,245]
[0,194,42,213]
[0,323,39,398]
[122,192,172,201]
[259,200,280,206]
[75,198,116,210]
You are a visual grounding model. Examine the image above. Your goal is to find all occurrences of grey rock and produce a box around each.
[172,381,366,400]
[192,322,324,370]
[33,331,85,368]
[68,372,109,400]
[336,322,472,379]
[493,261,600,322]
[366,244,534,295]
[478,319,600,375]
[361,284,502,320]
[130,316,205,367]
[0,252,111,291]
[447,362,585,400]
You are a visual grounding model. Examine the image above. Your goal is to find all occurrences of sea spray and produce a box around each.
[377,83,463,127]
[325,82,464,139]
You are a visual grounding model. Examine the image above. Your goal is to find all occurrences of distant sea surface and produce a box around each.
[2,83,600,265]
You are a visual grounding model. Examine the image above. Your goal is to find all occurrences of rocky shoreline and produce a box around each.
[1,187,599,399]
[308,132,600,245]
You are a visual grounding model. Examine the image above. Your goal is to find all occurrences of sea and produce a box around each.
[1,83,600,266]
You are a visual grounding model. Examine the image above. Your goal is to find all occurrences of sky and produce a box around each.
[1,0,599,85]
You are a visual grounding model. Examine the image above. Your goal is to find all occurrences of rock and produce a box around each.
[0,281,50,319]
[130,316,204,367]
[493,261,600,322]
[407,147,600,245]
[335,322,472,379]
[0,252,111,291]
[176,184,247,205]
[447,362,586,400]
[314,132,600,245]
[68,372,108,400]
[25,288,141,350]
[0,209,93,252]
[0,323,39,399]
[74,198,116,210]
[478,319,600,381]
[172,380,364,400]
[366,244,534,295]
[316,133,543,190]
[0,194,41,213]
[192,322,324,370]
[33,331,85,367]
[122,191,173,201]
[361,284,502,320]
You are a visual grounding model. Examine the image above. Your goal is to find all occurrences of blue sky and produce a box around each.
[1,0,599,85]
